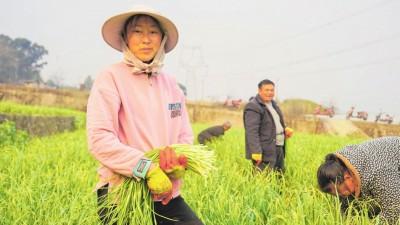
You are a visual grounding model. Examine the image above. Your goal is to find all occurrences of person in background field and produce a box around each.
[317,136,400,225]
[197,121,232,145]
[243,79,293,172]
[86,5,203,225]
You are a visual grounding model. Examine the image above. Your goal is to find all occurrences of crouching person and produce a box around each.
[317,136,400,224]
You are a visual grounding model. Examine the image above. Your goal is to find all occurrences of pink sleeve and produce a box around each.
[86,70,144,178]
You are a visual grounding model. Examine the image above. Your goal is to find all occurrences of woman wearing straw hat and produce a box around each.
[86,5,203,225]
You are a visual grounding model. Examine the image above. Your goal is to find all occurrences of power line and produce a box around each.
[278,55,400,75]
[264,32,400,71]
[226,55,400,79]
[258,0,397,48]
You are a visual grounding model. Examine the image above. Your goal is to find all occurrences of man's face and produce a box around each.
[258,84,275,103]
[223,123,231,131]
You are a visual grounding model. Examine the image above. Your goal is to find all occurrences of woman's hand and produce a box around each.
[159,146,188,179]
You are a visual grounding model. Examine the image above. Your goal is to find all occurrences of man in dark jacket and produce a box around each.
[197,121,231,144]
[317,136,400,224]
[243,79,293,172]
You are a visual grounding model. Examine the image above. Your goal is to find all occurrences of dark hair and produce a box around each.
[258,79,275,89]
[121,14,164,42]
[317,154,348,193]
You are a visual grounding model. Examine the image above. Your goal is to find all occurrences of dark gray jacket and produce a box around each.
[243,94,286,162]
[336,136,400,224]
[197,125,225,144]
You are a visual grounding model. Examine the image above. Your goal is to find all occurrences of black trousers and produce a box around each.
[253,146,285,172]
[97,184,204,225]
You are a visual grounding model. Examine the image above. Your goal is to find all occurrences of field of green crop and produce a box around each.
[0,106,385,225]
[0,101,86,129]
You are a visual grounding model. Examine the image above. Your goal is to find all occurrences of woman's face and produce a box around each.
[329,172,356,197]
[126,16,163,62]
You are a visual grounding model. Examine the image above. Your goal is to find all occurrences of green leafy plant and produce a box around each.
[0,120,28,148]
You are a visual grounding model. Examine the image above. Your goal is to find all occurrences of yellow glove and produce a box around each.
[146,165,172,195]
[251,153,262,166]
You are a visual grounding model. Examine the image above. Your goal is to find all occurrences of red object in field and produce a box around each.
[314,105,335,118]
[346,107,368,120]
[375,112,393,124]
[223,98,242,109]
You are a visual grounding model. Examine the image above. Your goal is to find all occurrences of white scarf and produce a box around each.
[122,36,167,75]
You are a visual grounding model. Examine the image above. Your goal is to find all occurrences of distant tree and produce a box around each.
[83,75,93,90]
[0,35,19,83]
[0,34,48,83]
[46,74,63,88]
[45,79,57,88]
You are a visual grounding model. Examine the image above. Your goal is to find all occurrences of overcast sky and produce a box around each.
[1,0,400,119]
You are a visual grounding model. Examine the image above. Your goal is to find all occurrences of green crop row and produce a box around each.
[0,101,86,129]
[0,124,382,225]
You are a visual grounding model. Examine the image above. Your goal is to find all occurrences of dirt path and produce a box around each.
[319,117,368,137]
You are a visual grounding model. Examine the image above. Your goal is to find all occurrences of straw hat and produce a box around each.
[101,5,179,53]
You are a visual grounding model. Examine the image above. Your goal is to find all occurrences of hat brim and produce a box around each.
[102,8,178,53]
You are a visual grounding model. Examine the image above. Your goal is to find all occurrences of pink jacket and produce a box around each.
[86,62,193,199]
